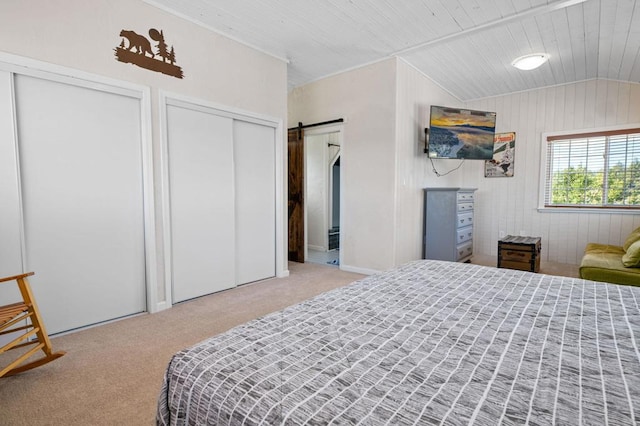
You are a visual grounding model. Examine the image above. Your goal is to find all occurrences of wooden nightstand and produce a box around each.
[498,235,541,273]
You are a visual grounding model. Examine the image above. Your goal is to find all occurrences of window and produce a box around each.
[543,128,640,209]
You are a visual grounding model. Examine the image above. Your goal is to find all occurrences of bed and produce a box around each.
[157,260,640,425]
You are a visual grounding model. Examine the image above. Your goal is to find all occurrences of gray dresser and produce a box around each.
[423,188,476,262]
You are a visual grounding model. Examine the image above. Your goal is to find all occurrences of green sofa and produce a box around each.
[579,226,640,287]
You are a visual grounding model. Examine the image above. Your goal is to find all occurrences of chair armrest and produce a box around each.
[0,272,35,284]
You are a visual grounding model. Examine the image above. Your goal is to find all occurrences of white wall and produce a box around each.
[289,59,397,273]
[289,58,469,272]
[0,0,288,305]
[393,59,466,265]
[465,79,640,264]
[291,57,640,271]
[0,0,285,117]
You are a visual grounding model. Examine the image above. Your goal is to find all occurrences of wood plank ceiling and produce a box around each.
[145,0,640,101]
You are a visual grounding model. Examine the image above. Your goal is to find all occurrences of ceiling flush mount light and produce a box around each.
[511,53,550,70]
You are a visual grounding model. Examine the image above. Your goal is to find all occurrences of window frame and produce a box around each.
[538,124,640,213]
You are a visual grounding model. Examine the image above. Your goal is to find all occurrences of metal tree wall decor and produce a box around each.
[115,28,184,79]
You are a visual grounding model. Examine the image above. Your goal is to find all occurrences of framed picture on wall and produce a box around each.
[484,132,515,177]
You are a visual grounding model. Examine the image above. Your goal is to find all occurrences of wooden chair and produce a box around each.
[0,272,65,378]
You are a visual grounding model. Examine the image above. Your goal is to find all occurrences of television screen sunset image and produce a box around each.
[429,106,496,159]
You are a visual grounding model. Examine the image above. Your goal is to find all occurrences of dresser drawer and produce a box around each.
[456,226,473,244]
[457,212,473,228]
[423,188,477,263]
[457,192,474,203]
[456,241,473,261]
[458,202,473,213]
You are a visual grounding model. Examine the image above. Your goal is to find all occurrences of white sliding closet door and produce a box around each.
[0,71,22,279]
[234,120,276,284]
[167,105,236,303]
[14,74,146,334]
[0,71,22,321]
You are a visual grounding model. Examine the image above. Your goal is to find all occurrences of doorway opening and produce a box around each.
[304,127,342,267]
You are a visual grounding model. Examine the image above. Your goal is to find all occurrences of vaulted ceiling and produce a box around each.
[145,0,640,101]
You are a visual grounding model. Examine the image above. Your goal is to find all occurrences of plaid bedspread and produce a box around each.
[157,260,640,425]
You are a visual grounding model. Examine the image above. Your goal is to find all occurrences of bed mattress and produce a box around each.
[157,260,640,425]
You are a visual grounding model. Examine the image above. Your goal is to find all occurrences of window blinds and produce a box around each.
[545,129,640,208]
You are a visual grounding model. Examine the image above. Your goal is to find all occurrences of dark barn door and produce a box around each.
[287,128,304,262]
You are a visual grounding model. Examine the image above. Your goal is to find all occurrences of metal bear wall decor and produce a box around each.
[115,28,184,79]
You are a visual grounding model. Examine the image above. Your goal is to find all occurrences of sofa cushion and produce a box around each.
[623,226,640,252]
[622,240,640,267]
[583,243,626,256]
[580,243,640,287]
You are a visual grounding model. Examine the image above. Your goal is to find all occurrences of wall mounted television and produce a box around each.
[427,105,496,160]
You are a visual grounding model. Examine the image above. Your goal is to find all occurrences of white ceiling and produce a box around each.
[146,0,640,101]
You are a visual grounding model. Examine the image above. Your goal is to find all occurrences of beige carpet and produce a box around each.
[0,262,364,426]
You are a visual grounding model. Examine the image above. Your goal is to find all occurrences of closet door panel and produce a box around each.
[0,71,22,278]
[15,75,146,334]
[234,120,276,284]
[167,105,235,303]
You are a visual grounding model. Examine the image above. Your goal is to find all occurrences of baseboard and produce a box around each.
[340,264,380,275]
[277,269,290,278]
[152,300,171,313]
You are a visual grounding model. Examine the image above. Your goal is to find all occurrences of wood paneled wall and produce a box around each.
[393,59,462,266]
[465,79,640,265]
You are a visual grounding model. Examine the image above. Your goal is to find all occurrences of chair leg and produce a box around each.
[0,273,65,378]
[15,275,56,352]
[1,349,65,377]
